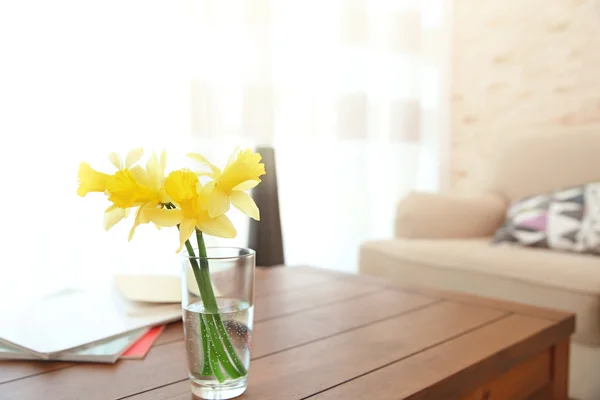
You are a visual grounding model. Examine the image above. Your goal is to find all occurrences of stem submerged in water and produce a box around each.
[199,316,212,376]
[196,231,248,376]
[204,317,226,383]
[165,203,239,378]
[184,230,247,381]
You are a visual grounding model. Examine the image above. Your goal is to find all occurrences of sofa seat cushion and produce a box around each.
[360,238,600,345]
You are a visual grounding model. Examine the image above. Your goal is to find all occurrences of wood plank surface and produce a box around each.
[0,266,329,387]
[0,276,413,400]
[126,381,191,400]
[117,291,440,400]
[254,267,335,297]
[153,322,183,345]
[0,361,74,385]
[254,279,380,321]
[253,289,437,358]
[309,314,556,400]
[0,266,575,400]
[242,302,507,400]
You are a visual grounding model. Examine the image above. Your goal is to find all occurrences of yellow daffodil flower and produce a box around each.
[78,148,144,198]
[78,147,144,197]
[106,151,169,240]
[188,148,265,221]
[78,148,144,231]
[77,162,111,197]
[144,170,236,252]
[77,149,169,238]
[104,150,167,206]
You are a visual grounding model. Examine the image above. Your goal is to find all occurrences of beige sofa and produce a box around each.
[359,131,600,400]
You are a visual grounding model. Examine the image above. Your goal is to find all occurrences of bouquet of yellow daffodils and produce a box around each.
[77,147,265,381]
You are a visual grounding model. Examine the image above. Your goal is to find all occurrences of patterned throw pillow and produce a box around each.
[493,183,600,254]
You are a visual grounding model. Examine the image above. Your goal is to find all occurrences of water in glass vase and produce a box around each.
[183,298,253,400]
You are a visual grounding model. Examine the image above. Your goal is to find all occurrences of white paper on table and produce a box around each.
[0,284,181,358]
[0,327,149,363]
[114,269,219,303]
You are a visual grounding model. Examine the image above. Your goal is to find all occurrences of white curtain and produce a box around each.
[189,0,452,271]
[0,0,450,302]
[0,1,191,301]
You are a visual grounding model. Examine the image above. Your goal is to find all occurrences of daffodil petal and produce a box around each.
[230,190,260,220]
[142,201,158,223]
[208,187,230,218]
[77,162,110,196]
[164,170,199,203]
[213,148,265,192]
[128,201,159,241]
[128,206,144,241]
[187,153,221,176]
[232,180,259,191]
[197,214,237,239]
[108,152,124,170]
[203,179,215,192]
[193,170,215,178]
[226,146,240,165]
[144,207,183,227]
[146,152,163,191]
[106,169,156,208]
[177,219,196,252]
[128,165,151,187]
[104,207,127,231]
[160,150,168,171]
[125,148,144,169]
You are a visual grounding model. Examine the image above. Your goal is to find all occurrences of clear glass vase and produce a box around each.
[181,247,255,400]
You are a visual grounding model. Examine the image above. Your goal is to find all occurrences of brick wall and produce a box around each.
[451,0,600,190]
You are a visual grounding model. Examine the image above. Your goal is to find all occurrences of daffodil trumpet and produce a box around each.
[77,148,265,382]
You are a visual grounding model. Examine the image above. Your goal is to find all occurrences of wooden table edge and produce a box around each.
[406,316,574,399]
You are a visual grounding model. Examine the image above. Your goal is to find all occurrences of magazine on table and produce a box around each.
[0,283,180,360]
[0,328,149,363]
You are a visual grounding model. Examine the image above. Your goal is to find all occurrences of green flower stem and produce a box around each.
[205,321,226,383]
[203,314,241,379]
[169,201,246,380]
[213,313,248,376]
[182,241,217,377]
[196,231,248,376]
[191,233,219,313]
[199,317,212,376]
[184,240,240,380]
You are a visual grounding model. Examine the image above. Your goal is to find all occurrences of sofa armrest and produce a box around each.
[394,191,507,239]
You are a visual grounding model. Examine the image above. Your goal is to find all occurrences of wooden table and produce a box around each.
[0,267,575,400]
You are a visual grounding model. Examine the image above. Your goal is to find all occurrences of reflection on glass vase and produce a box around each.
[181,247,255,400]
